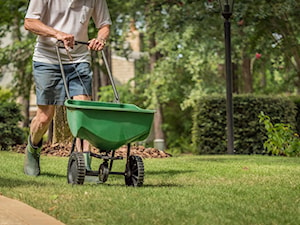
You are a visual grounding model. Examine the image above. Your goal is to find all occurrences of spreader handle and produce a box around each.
[55,40,120,103]
[75,41,120,103]
[101,50,120,103]
[75,41,89,45]
[56,40,89,47]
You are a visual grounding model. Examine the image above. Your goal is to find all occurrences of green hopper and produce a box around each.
[65,99,155,151]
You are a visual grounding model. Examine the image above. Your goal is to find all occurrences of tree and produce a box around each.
[232,0,300,94]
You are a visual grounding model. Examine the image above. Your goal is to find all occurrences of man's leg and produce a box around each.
[24,105,55,176]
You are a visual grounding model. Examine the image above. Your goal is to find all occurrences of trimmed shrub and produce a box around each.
[192,95,297,154]
[288,96,300,134]
[0,102,25,150]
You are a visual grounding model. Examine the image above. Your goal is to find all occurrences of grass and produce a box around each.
[0,151,299,225]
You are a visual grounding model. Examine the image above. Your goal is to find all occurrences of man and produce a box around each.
[24,0,111,176]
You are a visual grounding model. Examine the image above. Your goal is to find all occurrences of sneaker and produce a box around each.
[24,137,42,176]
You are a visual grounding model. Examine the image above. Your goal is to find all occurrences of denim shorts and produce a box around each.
[33,61,92,105]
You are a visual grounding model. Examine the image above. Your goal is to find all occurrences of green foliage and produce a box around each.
[233,0,300,94]
[0,100,25,150]
[0,88,12,102]
[162,102,193,153]
[98,81,146,106]
[259,111,300,157]
[192,95,227,154]
[0,38,35,99]
[0,0,35,101]
[0,0,28,39]
[107,0,300,104]
[192,95,297,155]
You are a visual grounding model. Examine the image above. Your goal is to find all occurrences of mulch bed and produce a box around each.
[12,142,172,159]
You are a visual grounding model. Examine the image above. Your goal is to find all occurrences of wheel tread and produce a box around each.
[67,152,86,185]
[125,155,144,187]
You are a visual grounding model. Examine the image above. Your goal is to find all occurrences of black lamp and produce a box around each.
[218,0,235,154]
[219,0,234,18]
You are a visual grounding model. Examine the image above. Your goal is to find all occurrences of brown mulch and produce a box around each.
[12,142,172,159]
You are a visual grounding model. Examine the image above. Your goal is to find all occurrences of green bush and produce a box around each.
[0,101,25,150]
[0,88,12,102]
[163,102,193,153]
[288,96,300,134]
[192,95,297,154]
[259,111,300,157]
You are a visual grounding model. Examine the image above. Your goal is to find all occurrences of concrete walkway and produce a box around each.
[0,195,65,225]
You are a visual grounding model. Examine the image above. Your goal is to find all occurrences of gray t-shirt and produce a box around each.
[25,0,112,64]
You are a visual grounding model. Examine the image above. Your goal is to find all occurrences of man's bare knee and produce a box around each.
[73,95,91,101]
[35,105,55,125]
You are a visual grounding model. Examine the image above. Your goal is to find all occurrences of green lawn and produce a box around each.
[0,151,299,225]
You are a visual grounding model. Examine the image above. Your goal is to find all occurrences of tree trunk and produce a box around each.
[290,47,300,94]
[153,107,163,139]
[149,32,166,150]
[18,97,30,128]
[232,63,239,94]
[52,106,72,144]
[48,121,53,143]
[242,57,253,93]
[238,23,253,94]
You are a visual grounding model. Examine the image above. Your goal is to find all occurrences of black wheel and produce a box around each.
[125,155,144,187]
[98,162,109,183]
[67,152,86,184]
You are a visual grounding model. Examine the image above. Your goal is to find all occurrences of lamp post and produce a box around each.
[218,0,234,154]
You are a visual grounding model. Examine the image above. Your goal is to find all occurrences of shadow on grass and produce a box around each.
[0,177,45,188]
[191,155,300,165]
[142,183,186,188]
[193,157,241,162]
[94,170,193,188]
[101,183,186,188]
[40,172,66,179]
[146,169,195,176]
[82,174,187,188]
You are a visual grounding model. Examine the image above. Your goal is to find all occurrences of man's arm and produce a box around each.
[88,25,110,51]
[24,18,75,49]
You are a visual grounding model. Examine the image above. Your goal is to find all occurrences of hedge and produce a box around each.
[0,102,25,150]
[192,95,297,154]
